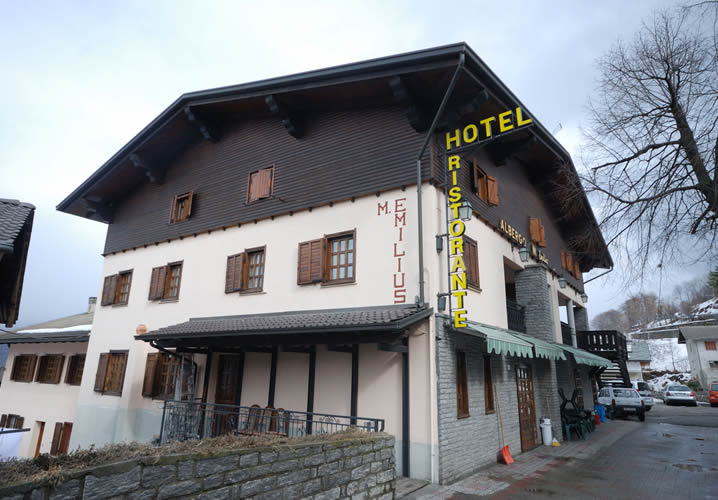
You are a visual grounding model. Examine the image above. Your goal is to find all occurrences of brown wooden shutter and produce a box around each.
[149,266,167,300]
[10,356,19,381]
[53,356,65,384]
[225,255,239,293]
[539,221,546,247]
[64,356,74,384]
[94,353,109,392]
[297,239,323,285]
[185,192,194,218]
[142,353,160,397]
[168,195,178,223]
[14,416,24,429]
[566,253,574,275]
[529,218,540,244]
[0,415,6,428]
[319,237,328,282]
[248,171,259,202]
[465,237,480,288]
[238,252,249,290]
[484,355,494,413]
[101,276,114,306]
[254,168,273,200]
[59,423,72,455]
[50,423,63,455]
[561,249,568,269]
[28,355,38,382]
[574,261,581,280]
[456,352,469,417]
[116,353,128,394]
[487,176,499,206]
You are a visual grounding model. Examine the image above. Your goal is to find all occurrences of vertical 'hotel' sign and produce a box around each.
[445,107,532,328]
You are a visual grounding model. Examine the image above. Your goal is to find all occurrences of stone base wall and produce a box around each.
[0,436,396,500]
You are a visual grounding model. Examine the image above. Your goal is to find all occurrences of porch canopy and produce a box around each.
[511,332,566,361]
[463,321,534,358]
[135,304,433,350]
[558,344,613,368]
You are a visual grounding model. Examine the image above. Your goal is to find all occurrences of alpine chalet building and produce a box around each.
[57,43,612,484]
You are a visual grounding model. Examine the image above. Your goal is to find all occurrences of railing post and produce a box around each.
[159,400,167,445]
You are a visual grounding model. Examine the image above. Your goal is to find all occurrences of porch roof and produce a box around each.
[511,332,567,361]
[135,304,432,349]
[558,344,613,368]
[464,322,534,358]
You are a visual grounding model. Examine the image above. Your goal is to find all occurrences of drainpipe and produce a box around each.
[567,299,577,348]
[415,52,465,305]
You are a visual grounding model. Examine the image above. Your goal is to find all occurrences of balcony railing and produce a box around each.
[159,400,385,444]
[506,299,526,333]
[576,330,627,360]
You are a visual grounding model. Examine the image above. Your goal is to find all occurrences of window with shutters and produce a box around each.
[247,166,274,203]
[142,353,194,399]
[472,160,488,203]
[529,217,546,247]
[169,191,193,224]
[94,351,128,396]
[148,262,183,301]
[101,270,133,306]
[35,355,65,384]
[297,230,356,285]
[463,235,480,291]
[484,355,495,414]
[225,247,265,294]
[65,355,85,385]
[0,414,24,429]
[10,354,37,382]
[327,231,355,283]
[456,351,469,418]
[50,422,72,455]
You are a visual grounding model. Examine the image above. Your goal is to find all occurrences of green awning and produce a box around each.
[558,344,613,367]
[464,322,534,358]
[511,333,567,361]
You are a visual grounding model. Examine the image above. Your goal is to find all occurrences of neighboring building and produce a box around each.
[678,326,718,389]
[0,199,35,328]
[627,340,651,381]
[0,298,93,458]
[57,43,612,484]
[0,344,8,384]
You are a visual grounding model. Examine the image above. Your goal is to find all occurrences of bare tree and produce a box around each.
[581,8,718,280]
[622,293,659,328]
[592,309,630,331]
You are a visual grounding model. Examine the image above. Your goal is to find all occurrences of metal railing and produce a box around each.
[159,401,385,444]
[506,299,526,333]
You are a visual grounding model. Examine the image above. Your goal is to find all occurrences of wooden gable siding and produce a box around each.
[103,105,430,254]
[436,141,586,291]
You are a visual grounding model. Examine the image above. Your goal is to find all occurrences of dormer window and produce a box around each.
[169,192,193,223]
[247,167,274,203]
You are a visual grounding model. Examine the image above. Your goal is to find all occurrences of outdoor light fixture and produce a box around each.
[458,200,473,221]
[519,246,529,262]
[581,292,588,303]
[437,294,447,311]
[558,277,567,289]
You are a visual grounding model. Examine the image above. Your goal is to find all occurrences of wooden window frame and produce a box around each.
[325,230,356,285]
[705,341,717,351]
[164,262,183,300]
[94,350,128,396]
[10,354,37,383]
[149,262,183,301]
[50,422,73,456]
[102,270,133,306]
[142,352,194,400]
[1,414,24,429]
[456,351,470,419]
[169,191,194,224]
[297,230,356,286]
[472,158,489,203]
[484,355,495,414]
[244,246,266,293]
[226,247,266,294]
[463,235,481,291]
[35,355,65,384]
[65,354,86,386]
[247,166,275,203]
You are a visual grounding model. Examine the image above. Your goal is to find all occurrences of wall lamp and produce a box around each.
[518,246,529,262]
[457,200,473,221]
[558,277,567,289]
[581,292,588,303]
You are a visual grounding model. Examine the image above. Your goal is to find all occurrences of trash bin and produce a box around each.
[540,417,552,446]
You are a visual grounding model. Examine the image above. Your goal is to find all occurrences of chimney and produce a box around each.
[88,297,97,314]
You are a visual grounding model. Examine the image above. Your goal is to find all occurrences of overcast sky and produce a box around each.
[2,0,705,328]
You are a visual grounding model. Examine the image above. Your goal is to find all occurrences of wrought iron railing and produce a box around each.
[506,299,526,333]
[159,401,385,444]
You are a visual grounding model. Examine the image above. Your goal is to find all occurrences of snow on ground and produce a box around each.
[647,372,691,391]
[646,338,689,371]
[692,297,718,316]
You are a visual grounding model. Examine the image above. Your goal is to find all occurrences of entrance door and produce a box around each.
[516,364,538,451]
[213,355,243,436]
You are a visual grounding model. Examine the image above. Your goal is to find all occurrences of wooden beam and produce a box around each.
[80,197,113,223]
[389,76,430,132]
[437,89,489,132]
[129,153,165,184]
[265,95,304,139]
[183,106,220,142]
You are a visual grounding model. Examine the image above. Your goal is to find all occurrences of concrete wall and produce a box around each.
[0,342,87,458]
[686,339,718,389]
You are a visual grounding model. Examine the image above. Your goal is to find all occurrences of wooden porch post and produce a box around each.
[350,344,359,425]
[306,345,316,435]
[235,351,245,406]
[268,347,278,407]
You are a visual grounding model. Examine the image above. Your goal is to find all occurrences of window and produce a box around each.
[148,262,183,301]
[65,355,86,386]
[225,247,266,293]
[50,422,72,456]
[297,230,356,285]
[35,355,65,384]
[94,351,128,396]
[471,159,498,206]
[169,191,193,223]
[247,166,274,202]
[705,341,717,351]
[484,355,494,413]
[456,351,470,418]
[101,270,133,306]
[529,217,546,247]
[0,414,24,429]
[463,236,480,290]
[10,354,37,382]
[142,353,194,399]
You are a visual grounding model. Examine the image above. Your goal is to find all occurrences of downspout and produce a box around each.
[415,52,465,305]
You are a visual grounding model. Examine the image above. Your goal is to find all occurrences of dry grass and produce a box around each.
[0,428,377,487]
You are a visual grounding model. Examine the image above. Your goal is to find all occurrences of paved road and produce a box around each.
[489,403,718,500]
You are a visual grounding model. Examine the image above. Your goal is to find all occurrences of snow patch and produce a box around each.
[646,338,689,371]
[647,372,691,391]
[15,324,92,334]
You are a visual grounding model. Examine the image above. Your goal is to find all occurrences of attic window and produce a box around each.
[169,192,193,224]
[248,167,274,203]
[471,159,498,206]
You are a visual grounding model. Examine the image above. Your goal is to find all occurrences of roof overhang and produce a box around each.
[0,331,90,344]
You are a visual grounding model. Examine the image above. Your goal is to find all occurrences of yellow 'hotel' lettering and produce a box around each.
[445,107,532,151]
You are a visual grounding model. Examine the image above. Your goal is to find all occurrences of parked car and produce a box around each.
[708,382,718,408]
[631,380,654,411]
[598,386,646,421]
[663,384,697,406]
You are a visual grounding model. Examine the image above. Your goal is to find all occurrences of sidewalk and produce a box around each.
[401,419,640,498]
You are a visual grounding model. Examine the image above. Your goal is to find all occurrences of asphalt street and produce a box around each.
[489,402,718,500]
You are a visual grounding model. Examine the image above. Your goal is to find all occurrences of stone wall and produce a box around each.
[514,265,555,343]
[0,436,396,500]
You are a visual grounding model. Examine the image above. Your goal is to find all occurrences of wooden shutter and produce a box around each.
[297,239,324,285]
[561,249,568,269]
[94,353,109,392]
[565,253,574,275]
[101,275,115,306]
[168,195,178,223]
[14,416,24,429]
[65,356,75,384]
[529,218,541,244]
[185,192,194,218]
[487,176,499,206]
[464,237,480,288]
[53,355,66,384]
[116,353,128,394]
[27,355,38,382]
[10,356,19,381]
[456,352,469,418]
[142,353,160,397]
[0,415,6,428]
[149,266,167,300]
[471,159,480,195]
[538,221,546,247]
[255,168,273,200]
[484,355,494,413]
[50,423,63,455]
[225,254,240,293]
[573,261,581,280]
[319,237,328,282]
[59,423,72,455]
[238,252,249,290]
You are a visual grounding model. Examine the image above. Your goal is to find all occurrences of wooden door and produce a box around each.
[516,364,538,451]
[213,355,242,436]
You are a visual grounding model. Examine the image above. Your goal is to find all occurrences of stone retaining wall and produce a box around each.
[0,435,396,500]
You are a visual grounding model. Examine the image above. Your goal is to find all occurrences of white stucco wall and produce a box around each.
[0,342,87,458]
[687,339,718,389]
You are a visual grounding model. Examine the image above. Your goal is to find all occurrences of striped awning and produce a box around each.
[464,322,534,358]
[558,344,613,367]
[511,333,567,361]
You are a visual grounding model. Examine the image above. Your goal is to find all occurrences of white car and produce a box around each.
[663,384,697,406]
[598,386,646,421]
[631,380,654,411]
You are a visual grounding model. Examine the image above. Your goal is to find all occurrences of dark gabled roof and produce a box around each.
[137,304,432,343]
[0,330,89,345]
[0,306,93,345]
[0,199,36,328]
